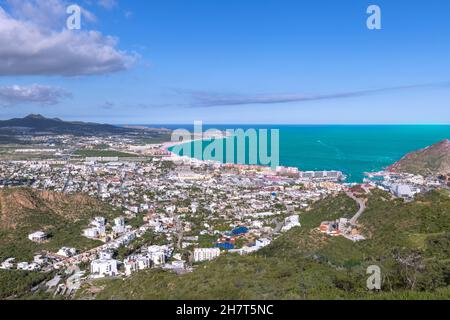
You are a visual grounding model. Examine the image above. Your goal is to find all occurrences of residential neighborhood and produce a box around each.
[0,133,448,297]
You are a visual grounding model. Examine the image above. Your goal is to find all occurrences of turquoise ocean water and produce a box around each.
[162,125,450,183]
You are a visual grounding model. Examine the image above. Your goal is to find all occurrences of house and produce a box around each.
[229,245,259,255]
[112,216,126,234]
[391,184,419,199]
[28,263,40,271]
[17,262,29,270]
[33,255,48,264]
[136,256,151,270]
[124,258,138,276]
[165,205,176,214]
[319,223,330,233]
[0,258,15,270]
[92,216,106,228]
[171,260,185,269]
[99,250,114,260]
[16,262,39,271]
[124,255,152,276]
[193,248,220,262]
[255,238,271,248]
[178,207,189,213]
[83,216,107,239]
[281,215,301,232]
[28,231,47,242]
[114,216,125,227]
[319,221,339,235]
[129,256,152,275]
[57,247,77,257]
[90,259,118,278]
[83,227,99,238]
[163,260,186,271]
[147,245,171,265]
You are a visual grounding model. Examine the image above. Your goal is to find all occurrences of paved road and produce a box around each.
[347,191,366,225]
[273,218,284,233]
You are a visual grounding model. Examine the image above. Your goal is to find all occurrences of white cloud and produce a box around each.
[98,0,118,10]
[100,101,115,109]
[173,83,450,107]
[0,1,137,76]
[6,0,96,30]
[124,10,133,19]
[0,84,71,106]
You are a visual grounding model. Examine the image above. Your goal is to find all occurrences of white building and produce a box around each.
[112,225,126,233]
[17,262,29,270]
[93,216,106,227]
[28,263,40,271]
[28,231,47,242]
[34,255,47,264]
[114,217,125,226]
[338,218,349,232]
[281,215,301,232]
[0,258,15,270]
[148,251,165,265]
[165,205,176,214]
[83,217,106,239]
[229,246,259,255]
[255,238,271,248]
[16,262,40,271]
[276,166,299,177]
[112,216,126,234]
[57,247,77,257]
[83,227,99,238]
[99,250,114,260]
[90,259,118,278]
[124,256,151,276]
[163,260,186,271]
[147,245,171,265]
[124,259,138,276]
[392,184,419,199]
[193,248,221,262]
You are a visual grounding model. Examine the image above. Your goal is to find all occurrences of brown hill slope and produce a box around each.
[388,139,450,176]
[0,188,119,261]
[0,188,106,230]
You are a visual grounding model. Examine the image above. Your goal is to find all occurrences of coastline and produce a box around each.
[158,126,450,182]
[159,129,349,179]
[160,131,279,172]
[160,130,232,155]
[161,130,290,174]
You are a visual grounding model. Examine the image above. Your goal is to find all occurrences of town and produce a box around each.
[0,133,448,297]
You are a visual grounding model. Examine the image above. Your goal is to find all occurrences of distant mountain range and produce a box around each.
[388,139,450,176]
[0,114,167,136]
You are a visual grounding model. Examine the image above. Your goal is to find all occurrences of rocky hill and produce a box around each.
[0,114,133,136]
[0,114,171,138]
[0,188,119,261]
[0,188,106,230]
[388,139,450,176]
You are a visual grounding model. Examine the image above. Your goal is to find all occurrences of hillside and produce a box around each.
[0,114,133,136]
[0,188,120,261]
[388,139,450,176]
[85,190,450,300]
[0,114,171,139]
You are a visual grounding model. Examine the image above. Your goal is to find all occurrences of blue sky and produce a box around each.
[0,0,449,124]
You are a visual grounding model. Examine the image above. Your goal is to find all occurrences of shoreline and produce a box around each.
[159,131,354,181]
[160,131,232,155]
[160,131,280,172]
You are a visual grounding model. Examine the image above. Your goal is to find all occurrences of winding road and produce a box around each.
[346,191,366,225]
